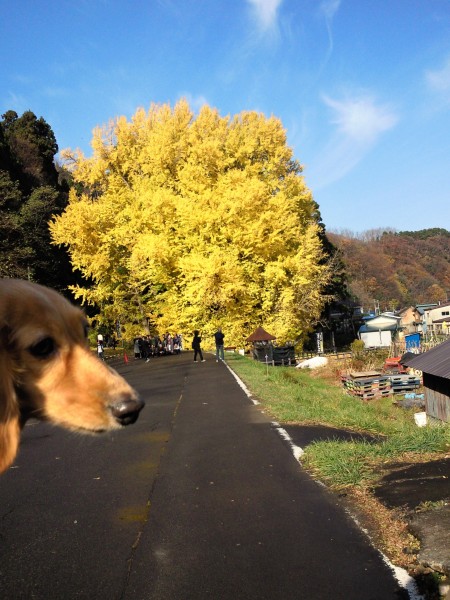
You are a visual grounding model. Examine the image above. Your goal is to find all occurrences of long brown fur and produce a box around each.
[0,279,144,474]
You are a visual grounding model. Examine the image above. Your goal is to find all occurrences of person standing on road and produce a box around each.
[214,327,225,362]
[97,340,105,361]
[192,330,205,362]
[142,336,151,362]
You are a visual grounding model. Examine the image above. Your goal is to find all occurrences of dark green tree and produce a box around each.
[1,110,58,191]
[0,110,74,291]
[0,170,33,278]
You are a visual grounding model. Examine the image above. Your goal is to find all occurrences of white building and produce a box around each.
[358,313,401,348]
[422,303,450,335]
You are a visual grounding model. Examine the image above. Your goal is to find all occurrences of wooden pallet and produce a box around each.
[344,380,391,392]
[348,370,383,379]
[342,371,394,400]
[345,382,391,390]
[357,389,393,400]
[392,386,421,394]
[388,375,421,384]
[351,385,392,395]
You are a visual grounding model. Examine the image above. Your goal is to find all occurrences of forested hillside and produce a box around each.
[0,110,73,292]
[328,228,450,311]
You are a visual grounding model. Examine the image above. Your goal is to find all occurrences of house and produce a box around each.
[398,306,423,334]
[358,313,401,348]
[403,340,450,422]
[422,303,450,335]
[398,304,438,334]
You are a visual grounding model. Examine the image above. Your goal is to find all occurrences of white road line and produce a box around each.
[271,422,305,460]
[224,361,259,404]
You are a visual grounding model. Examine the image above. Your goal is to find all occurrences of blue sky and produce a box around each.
[1,0,449,233]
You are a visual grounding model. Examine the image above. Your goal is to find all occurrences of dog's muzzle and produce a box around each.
[110,397,145,426]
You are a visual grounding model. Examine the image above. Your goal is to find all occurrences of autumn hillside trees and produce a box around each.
[51,100,333,345]
[328,229,450,311]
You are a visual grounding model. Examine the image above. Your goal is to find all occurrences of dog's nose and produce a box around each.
[111,397,145,426]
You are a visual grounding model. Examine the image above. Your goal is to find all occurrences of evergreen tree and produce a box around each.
[0,110,73,291]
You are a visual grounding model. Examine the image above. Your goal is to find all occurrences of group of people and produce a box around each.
[134,333,183,361]
[98,328,226,364]
[131,328,226,364]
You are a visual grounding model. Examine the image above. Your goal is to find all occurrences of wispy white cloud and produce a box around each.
[314,0,341,82]
[319,0,341,21]
[1,91,29,115]
[425,56,450,100]
[11,73,34,85]
[322,94,398,144]
[246,0,283,32]
[42,86,70,99]
[307,93,398,188]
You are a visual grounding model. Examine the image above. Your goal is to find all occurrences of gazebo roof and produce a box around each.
[246,326,276,343]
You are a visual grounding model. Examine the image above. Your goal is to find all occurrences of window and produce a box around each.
[442,311,449,317]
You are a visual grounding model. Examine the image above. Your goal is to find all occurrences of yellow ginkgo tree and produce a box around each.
[51,100,332,346]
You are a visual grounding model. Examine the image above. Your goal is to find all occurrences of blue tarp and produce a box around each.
[405,333,421,351]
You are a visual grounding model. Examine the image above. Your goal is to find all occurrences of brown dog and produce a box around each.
[0,279,144,474]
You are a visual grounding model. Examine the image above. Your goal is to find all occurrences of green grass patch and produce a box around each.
[227,353,450,488]
[303,427,449,489]
[302,439,376,487]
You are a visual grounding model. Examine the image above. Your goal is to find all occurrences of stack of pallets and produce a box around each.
[387,374,421,394]
[341,371,392,400]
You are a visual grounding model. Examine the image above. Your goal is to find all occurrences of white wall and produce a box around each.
[360,330,392,348]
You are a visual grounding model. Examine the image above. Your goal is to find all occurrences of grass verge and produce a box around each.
[226,353,449,488]
[226,352,450,580]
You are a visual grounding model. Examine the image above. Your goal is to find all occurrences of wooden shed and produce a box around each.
[403,339,450,422]
[246,327,295,366]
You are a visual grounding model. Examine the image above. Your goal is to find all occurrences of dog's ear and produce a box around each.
[0,325,21,474]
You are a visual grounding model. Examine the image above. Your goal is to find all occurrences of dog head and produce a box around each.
[0,279,144,473]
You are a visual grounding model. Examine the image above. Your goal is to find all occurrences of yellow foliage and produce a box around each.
[51,100,332,346]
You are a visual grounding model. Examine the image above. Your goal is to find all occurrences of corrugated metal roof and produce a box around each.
[359,323,398,333]
[403,338,450,379]
[416,304,438,315]
[424,302,450,312]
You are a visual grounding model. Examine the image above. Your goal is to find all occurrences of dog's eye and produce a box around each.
[29,337,57,359]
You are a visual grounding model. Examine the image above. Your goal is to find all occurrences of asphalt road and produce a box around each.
[0,353,412,599]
